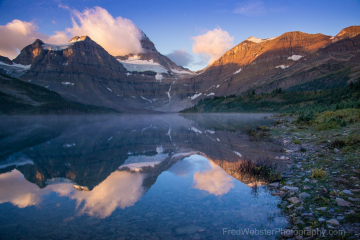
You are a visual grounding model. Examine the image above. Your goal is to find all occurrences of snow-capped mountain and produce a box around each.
[0,35,196,112]
[116,33,195,81]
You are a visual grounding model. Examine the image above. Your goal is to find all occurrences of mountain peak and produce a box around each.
[33,39,45,47]
[69,36,90,43]
[140,32,156,52]
[336,25,360,39]
[246,36,264,43]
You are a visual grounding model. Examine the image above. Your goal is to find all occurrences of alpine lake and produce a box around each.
[0,114,289,239]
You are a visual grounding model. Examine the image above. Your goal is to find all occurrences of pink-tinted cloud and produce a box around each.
[64,6,144,56]
[0,6,144,59]
[58,4,70,10]
[193,161,234,196]
[0,20,48,59]
[192,27,234,64]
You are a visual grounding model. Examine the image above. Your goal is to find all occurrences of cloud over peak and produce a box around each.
[192,27,234,65]
[0,20,47,59]
[67,7,144,56]
[0,6,144,59]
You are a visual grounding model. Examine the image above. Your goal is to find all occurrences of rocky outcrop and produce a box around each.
[0,55,13,65]
[335,25,360,40]
[116,33,194,75]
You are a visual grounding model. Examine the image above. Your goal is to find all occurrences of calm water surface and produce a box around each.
[0,114,287,239]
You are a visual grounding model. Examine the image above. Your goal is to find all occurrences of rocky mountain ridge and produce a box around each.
[0,35,195,112]
[0,25,359,113]
[186,26,360,99]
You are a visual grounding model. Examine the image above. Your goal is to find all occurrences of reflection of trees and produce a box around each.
[211,157,283,188]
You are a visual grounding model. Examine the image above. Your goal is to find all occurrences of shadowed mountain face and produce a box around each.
[1,36,195,113]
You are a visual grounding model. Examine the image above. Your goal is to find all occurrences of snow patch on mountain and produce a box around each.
[171,68,195,75]
[234,151,242,157]
[190,93,202,100]
[119,153,169,172]
[155,73,163,82]
[117,56,168,73]
[191,127,202,134]
[288,55,303,61]
[246,36,278,43]
[0,158,34,169]
[266,36,278,41]
[166,85,172,102]
[234,68,242,74]
[276,65,289,69]
[207,92,215,97]
[246,37,264,43]
[141,96,152,103]
[61,82,74,86]
[42,43,75,51]
[0,61,31,75]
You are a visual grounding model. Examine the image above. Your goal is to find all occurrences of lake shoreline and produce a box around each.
[267,114,360,239]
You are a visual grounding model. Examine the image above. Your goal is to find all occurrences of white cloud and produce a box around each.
[58,4,70,10]
[64,6,144,56]
[192,27,234,65]
[0,169,146,218]
[193,161,234,196]
[70,171,145,218]
[234,1,266,16]
[0,20,48,59]
[0,6,144,59]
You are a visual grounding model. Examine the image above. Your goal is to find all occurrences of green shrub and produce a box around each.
[311,168,327,179]
[296,111,315,124]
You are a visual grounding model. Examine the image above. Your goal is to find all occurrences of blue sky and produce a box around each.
[0,0,360,70]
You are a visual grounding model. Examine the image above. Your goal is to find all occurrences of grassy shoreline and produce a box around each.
[267,111,360,239]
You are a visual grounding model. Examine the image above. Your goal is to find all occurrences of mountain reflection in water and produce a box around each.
[0,114,287,239]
